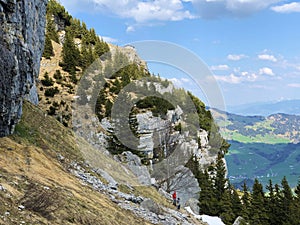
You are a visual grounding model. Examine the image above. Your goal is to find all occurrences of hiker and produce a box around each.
[172,191,177,206]
[177,198,181,210]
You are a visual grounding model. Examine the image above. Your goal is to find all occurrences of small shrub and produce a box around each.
[48,106,56,115]
[53,70,63,80]
[45,87,59,97]
[41,72,54,86]
[21,183,62,220]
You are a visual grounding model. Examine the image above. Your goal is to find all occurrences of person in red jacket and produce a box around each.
[172,191,177,206]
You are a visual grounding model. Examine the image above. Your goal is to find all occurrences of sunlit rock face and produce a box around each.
[0,0,47,136]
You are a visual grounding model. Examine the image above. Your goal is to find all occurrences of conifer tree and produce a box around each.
[287,180,300,225]
[249,179,269,225]
[214,153,227,202]
[46,19,59,43]
[43,35,54,59]
[219,189,235,225]
[265,179,278,225]
[95,38,109,58]
[60,30,80,75]
[230,185,242,218]
[198,170,218,216]
[241,181,250,222]
[280,176,293,220]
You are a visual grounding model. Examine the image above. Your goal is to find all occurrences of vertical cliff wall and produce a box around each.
[0,0,47,136]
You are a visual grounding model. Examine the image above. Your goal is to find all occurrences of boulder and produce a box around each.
[141,199,161,215]
[185,198,200,215]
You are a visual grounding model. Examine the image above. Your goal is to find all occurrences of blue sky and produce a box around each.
[59,0,300,107]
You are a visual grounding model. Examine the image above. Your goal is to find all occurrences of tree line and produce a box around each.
[43,0,110,74]
[188,154,300,225]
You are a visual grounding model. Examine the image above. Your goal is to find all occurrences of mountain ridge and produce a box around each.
[226,99,300,116]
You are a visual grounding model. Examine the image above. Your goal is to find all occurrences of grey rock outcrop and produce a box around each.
[185,198,200,215]
[0,0,47,136]
[140,199,161,215]
[116,151,152,185]
[233,216,247,225]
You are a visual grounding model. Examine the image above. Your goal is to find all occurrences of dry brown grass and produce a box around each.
[0,102,152,225]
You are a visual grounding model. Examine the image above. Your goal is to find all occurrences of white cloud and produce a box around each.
[215,73,242,84]
[258,54,277,62]
[100,36,118,43]
[259,67,274,76]
[130,1,196,22]
[227,54,247,61]
[167,77,192,87]
[214,72,258,84]
[126,25,136,33]
[210,64,230,71]
[61,0,196,23]
[288,83,300,88]
[271,2,300,13]
[60,0,288,24]
[241,71,249,76]
[188,0,282,19]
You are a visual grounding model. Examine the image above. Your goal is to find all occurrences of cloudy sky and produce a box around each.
[59,0,300,107]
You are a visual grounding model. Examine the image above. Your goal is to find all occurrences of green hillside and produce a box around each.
[211,108,300,188]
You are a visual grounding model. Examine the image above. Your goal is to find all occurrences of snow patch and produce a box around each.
[185,207,225,225]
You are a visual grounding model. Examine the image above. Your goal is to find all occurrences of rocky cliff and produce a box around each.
[0,0,47,137]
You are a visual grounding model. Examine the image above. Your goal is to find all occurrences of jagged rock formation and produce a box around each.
[0,0,47,136]
[135,108,218,204]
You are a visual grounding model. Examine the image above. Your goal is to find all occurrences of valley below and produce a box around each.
[211,108,300,188]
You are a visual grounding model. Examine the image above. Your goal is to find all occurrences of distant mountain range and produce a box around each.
[210,108,300,188]
[226,99,300,116]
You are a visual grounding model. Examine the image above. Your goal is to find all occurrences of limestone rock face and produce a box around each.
[0,0,47,136]
[116,151,152,185]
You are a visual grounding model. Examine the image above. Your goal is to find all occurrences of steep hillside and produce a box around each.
[0,101,206,225]
[37,0,229,206]
[0,102,148,225]
[4,1,300,225]
[1,1,229,224]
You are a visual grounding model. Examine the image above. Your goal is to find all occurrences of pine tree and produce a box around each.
[60,30,80,75]
[241,181,250,222]
[287,180,300,225]
[280,176,293,221]
[230,185,242,218]
[249,179,269,225]
[214,153,227,202]
[219,189,235,225]
[43,35,54,59]
[95,38,109,58]
[266,179,278,225]
[46,19,59,43]
[198,170,218,216]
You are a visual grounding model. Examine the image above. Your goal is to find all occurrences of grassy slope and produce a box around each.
[211,108,292,144]
[0,101,153,225]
